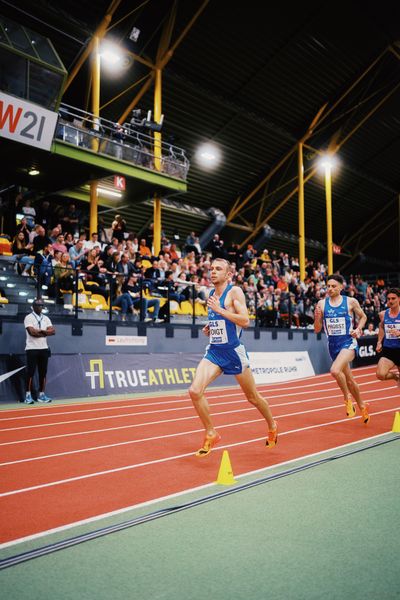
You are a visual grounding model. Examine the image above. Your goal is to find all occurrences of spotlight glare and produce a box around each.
[28,168,40,176]
[195,143,221,169]
[100,43,122,66]
[317,154,338,171]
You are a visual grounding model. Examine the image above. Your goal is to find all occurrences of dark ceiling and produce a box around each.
[1,0,399,271]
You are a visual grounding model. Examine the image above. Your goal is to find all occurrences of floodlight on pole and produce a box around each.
[318,153,338,274]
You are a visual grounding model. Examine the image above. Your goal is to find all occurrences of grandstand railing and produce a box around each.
[54,103,190,181]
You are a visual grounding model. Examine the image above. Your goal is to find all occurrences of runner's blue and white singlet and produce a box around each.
[208,284,241,349]
[383,309,400,349]
[323,295,353,347]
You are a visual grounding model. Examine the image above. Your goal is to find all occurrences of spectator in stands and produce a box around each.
[69,239,87,267]
[54,252,74,300]
[116,253,136,278]
[208,234,225,259]
[144,259,162,292]
[34,243,54,289]
[48,226,62,244]
[12,232,34,276]
[52,233,68,254]
[364,322,378,336]
[32,226,51,254]
[15,217,31,244]
[62,203,80,235]
[21,197,36,228]
[83,232,103,252]
[64,232,74,250]
[123,274,162,322]
[80,248,108,299]
[36,200,53,231]
[139,238,152,258]
[111,214,127,242]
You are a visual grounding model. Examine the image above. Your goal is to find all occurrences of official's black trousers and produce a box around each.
[26,349,49,392]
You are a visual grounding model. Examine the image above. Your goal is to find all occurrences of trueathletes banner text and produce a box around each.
[0,351,316,402]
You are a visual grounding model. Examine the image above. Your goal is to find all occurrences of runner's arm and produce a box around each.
[349,298,367,337]
[313,300,324,333]
[376,311,385,352]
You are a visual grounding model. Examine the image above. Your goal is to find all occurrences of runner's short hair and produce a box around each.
[387,288,400,297]
[211,258,231,271]
[326,274,344,285]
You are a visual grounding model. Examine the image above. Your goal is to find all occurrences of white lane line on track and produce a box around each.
[0,407,397,499]
[0,429,391,550]
[0,394,398,446]
[0,378,394,433]
[0,396,399,468]
[0,372,388,423]
[0,366,381,417]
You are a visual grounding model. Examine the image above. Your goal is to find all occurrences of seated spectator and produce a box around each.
[64,232,75,250]
[69,239,88,267]
[52,233,68,254]
[123,274,162,322]
[144,259,161,292]
[116,253,136,278]
[32,226,51,254]
[83,232,103,252]
[139,238,152,258]
[34,243,54,289]
[12,232,34,276]
[54,252,75,300]
[364,322,378,336]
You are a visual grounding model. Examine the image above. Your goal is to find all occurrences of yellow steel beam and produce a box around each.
[107,0,150,31]
[118,74,154,125]
[100,73,151,111]
[324,163,333,274]
[157,0,210,69]
[298,143,306,281]
[227,103,327,223]
[238,166,317,249]
[64,0,122,92]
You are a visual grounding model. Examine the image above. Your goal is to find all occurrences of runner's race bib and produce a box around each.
[209,319,228,344]
[384,324,400,339]
[325,317,346,336]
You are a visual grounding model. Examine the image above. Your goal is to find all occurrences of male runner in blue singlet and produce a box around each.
[314,274,370,423]
[376,288,400,386]
[189,258,277,457]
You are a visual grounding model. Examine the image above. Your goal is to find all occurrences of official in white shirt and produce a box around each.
[24,298,55,404]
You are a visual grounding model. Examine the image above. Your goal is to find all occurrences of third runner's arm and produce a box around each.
[376,310,385,352]
[207,286,250,328]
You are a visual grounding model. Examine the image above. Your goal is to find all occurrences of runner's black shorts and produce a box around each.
[381,346,400,366]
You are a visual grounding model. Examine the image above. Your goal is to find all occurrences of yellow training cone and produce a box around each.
[392,411,400,433]
[215,450,237,485]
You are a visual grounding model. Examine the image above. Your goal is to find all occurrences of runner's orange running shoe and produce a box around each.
[266,422,278,448]
[361,403,370,424]
[195,432,221,457]
[345,398,356,418]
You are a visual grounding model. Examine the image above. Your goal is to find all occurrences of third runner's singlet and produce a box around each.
[383,309,400,349]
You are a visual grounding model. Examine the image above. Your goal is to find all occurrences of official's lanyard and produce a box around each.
[32,311,44,328]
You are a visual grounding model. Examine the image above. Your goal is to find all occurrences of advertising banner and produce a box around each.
[0,91,58,151]
[248,351,315,384]
[353,336,379,367]
[0,350,317,402]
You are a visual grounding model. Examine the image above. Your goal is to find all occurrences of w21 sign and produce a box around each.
[0,91,58,151]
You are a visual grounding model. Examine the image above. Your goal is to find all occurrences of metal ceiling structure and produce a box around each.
[0,0,399,271]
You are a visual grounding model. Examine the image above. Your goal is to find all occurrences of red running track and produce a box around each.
[0,365,398,544]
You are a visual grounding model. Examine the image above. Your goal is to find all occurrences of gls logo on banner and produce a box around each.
[85,359,196,390]
[359,345,376,358]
